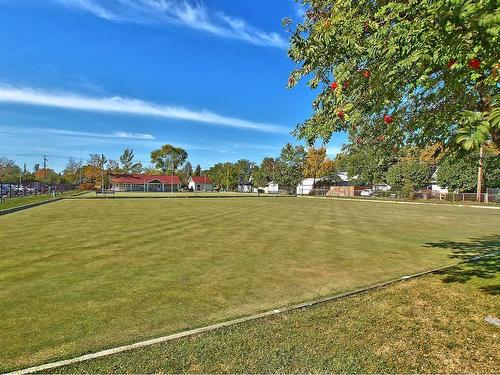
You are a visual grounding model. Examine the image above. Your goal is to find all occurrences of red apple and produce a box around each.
[330,82,338,91]
[468,58,480,70]
[383,114,393,124]
[363,70,370,78]
[337,110,344,119]
[447,60,456,68]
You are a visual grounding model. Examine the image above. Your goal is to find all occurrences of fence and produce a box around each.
[308,186,368,197]
[0,182,76,198]
[309,187,500,204]
[427,189,500,203]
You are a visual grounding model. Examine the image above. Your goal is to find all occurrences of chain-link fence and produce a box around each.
[427,189,500,203]
[0,182,76,198]
[309,187,500,204]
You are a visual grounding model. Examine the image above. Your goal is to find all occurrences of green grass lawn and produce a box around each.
[75,191,263,198]
[315,195,500,206]
[0,191,82,211]
[50,259,500,374]
[1,198,499,371]
[0,194,57,211]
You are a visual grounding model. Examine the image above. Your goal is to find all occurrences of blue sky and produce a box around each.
[0,0,346,171]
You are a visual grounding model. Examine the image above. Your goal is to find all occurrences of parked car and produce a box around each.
[360,189,374,197]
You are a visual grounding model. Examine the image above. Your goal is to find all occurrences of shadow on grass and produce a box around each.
[424,235,500,295]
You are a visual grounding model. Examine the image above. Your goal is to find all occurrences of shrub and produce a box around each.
[401,182,416,200]
[386,160,432,189]
[78,183,94,191]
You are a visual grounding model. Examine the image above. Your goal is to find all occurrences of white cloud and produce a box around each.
[49,129,156,140]
[112,131,155,140]
[0,126,155,141]
[0,84,288,134]
[50,0,288,49]
[294,3,307,19]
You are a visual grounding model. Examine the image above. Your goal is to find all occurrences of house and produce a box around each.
[428,183,448,194]
[254,181,279,194]
[428,170,448,194]
[188,176,213,192]
[296,178,320,195]
[110,174,181,192]
[238,176,253,193]
[238,182,253,193]
[265,181,279,194]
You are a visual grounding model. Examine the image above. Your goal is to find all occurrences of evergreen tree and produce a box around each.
[194,164,202,176]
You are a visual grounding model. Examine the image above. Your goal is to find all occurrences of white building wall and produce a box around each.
[265,182,279,194]
[430,184,448,194]
[188,180,213,191]
[296,178,317,195]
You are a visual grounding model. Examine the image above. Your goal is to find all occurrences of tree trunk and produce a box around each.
[476,145,484,202]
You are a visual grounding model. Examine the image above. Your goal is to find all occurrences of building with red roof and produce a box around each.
[188,176,213,192]
[110,174,181,192]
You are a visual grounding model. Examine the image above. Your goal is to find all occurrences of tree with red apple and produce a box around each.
[286,0,498,198]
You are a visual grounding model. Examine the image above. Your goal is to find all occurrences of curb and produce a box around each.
[0,198,62,216]
[299,195,500,210]
[6,251,498,375]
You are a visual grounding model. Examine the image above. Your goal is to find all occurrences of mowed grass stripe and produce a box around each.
[51,262,500,374]
[0,198,499,371]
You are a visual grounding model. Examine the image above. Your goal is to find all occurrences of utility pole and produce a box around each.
[101,154,105,195]
[43,154,48,194]
[22,163,26,195]
[476,145,484,202]
[43,154,48,179]
[171,156,174,193]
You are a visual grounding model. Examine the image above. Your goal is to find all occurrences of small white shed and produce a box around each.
[188,176,213,192]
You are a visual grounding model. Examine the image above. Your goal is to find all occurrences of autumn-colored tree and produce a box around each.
[303,147,335,184]
[82,165,101,188]
[34,168,61,184]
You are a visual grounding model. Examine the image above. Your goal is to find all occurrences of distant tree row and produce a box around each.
[2,140,497,193]
[0,146,203,188]
[335,143,500,192]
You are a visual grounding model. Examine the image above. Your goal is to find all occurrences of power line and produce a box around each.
[0,153,76,160]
